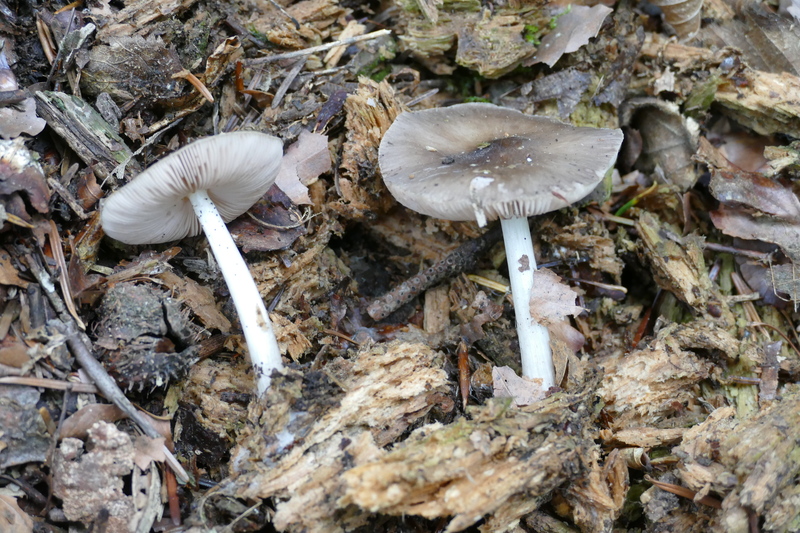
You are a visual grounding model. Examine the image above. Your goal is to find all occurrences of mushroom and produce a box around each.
[378,103,623,390]
[101,131,284,395]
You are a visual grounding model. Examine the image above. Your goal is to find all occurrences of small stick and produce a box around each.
[0,376,99,393]
[271,58,305,109]
[47,177,89,219]
[457,340,470,411]
[246,29,391,65]
[367,225,502,320]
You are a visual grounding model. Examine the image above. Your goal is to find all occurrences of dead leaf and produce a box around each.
[620,98,699,190]
[60,403,127,440]
[80,36,185,105]
[705,1,800,76]
[530,268,586,351]
[0,248,28,288]
[0,494,34,533]
[708,170,800,263]
[530,5,613,68]
[228,186,307,253]
[132,435,166,470]
[276,130,331,205]
[157,271,232,333]
[492,365,545,407]
[650,0,703,38]
[0,98,46,140]
[0,139,50,220]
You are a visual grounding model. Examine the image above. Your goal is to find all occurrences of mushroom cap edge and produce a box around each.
[101,131,284,244]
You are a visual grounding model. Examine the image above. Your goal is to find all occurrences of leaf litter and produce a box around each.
[3,0,800,531]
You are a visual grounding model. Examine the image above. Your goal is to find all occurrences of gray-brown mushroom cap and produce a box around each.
[101,131,283,244]
[378,103,624,224]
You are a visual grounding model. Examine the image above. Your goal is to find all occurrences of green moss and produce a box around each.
[685,75,722,115]
[549,5,572,29]
[248,25,268,43]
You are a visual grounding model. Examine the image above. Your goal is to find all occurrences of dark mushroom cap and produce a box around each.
[378,103,624,224]
[101,131,283,244]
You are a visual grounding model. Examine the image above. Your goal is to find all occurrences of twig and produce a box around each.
[47,177,89,219]
[367,225,502,320]
[271,58,305,109]
[246,29,391,65]
[0,376,99,393]
[23,250,189,483]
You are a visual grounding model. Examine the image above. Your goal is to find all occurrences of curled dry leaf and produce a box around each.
[132,435,166,470]
[60,403,127,440]
[707,163,800,302]
[651,0,703,38]
[620,98,699,190]
[492,365,546,407]
[275,130,331,205]
[0,139,50,222]
[228,186,307,253]
[530,5,613,68]
[0,494,34,533]
[80,36,185,105]
[529,268,585,352]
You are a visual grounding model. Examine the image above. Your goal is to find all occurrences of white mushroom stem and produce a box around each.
[189,190,283,396]
[500,217,555,390]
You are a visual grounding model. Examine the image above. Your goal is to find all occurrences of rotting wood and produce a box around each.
[34,91,138,183]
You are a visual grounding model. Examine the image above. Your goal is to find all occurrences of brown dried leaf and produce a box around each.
[713,207,800,257]
[620,98,699,190]
[530,269,584,323]
[275,130,331,205]
[80,36,184,105]
[530,5,613,67]
[0,494,34,533]
[0,98,46,140]
[529,268,586,351]
[0,139,50,218]
[132,435,166,470]
[705,2,800,75]
[157,271,231,333]
[492,366,545,407]
[710,169,800,221]
[708,169,800,264]
[60,403,127,440]
[0,248,28,288]
[227,186,307,253]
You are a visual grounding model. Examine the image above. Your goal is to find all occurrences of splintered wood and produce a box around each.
[225,343,608,532]
[670,388,800,531]
[598,322,715,432]
[341,378,610,532]
[227,341,449,531]
[336,78,405,219]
